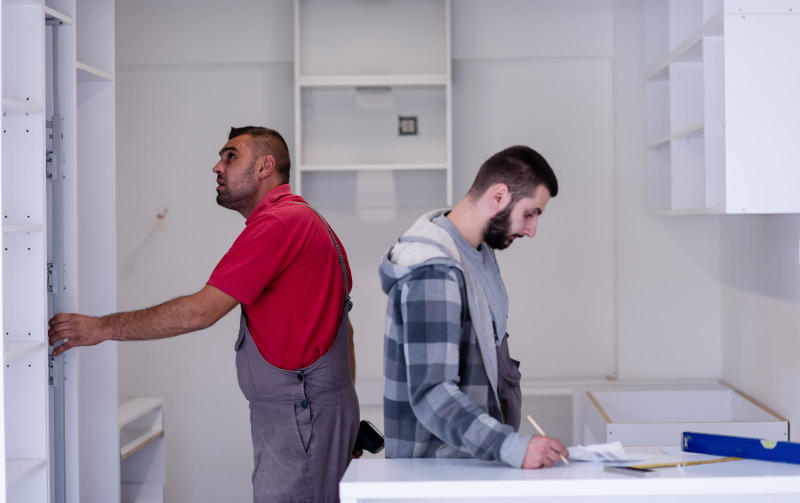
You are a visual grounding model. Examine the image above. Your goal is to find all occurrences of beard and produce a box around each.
[216,160,258,212]
[483,204,516,250]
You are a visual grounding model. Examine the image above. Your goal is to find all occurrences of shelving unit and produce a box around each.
[2,1,50,502]
[643,0,800,215]
[119,398,165,503]
[294,0,453,207]
[2,0,119,501]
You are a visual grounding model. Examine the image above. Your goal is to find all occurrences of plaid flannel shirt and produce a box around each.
[380,210,531,467]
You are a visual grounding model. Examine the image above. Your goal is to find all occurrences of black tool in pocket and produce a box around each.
[353,420,384,454]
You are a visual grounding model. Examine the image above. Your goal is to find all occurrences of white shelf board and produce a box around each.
[657,207,725,216]
[298,74,448,88]
[646,31,702,81]
[119,397,164,428]
[7,458,47,485]
[2,99,43,115]
[4,342,45,363]
[646,11,725,81]
[44,6,73,24]
[647,123,704,149]
[76,61,113,82]
[3,223,44,233]
[704,11,724,37]
[120,428,164,461]
[300,163,448,173]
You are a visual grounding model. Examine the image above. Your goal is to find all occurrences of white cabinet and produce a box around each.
[119,398,165,503]
[644,0,800,214]
[2,0,118,501]
[294,0,453,206]
[582,387,788,446]
[2,2,51,501]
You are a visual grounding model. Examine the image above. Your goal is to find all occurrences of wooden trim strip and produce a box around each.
[720,379,788,422]
[586,391,612,424]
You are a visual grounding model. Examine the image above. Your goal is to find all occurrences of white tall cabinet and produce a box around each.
[294,0,453,207]
[1,0,118,502]
[644,0,800,214]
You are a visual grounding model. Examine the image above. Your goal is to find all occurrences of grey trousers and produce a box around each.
[235,304,359,503]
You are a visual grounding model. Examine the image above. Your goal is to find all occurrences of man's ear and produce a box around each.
[257,155,276,179]
[487,183,511,211]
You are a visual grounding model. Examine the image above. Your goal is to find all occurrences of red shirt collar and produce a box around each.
[246,184,295,224]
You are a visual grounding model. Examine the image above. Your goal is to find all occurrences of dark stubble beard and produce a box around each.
[216,159,258,212]
[483,203,515,250]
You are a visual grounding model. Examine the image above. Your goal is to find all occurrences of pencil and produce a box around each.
[526,414,570,466]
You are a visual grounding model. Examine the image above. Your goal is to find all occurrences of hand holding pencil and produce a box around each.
[522,415,570,469]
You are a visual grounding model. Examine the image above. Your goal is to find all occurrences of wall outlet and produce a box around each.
[398,116,418,136]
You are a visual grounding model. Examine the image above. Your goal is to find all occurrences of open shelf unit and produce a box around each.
[119,398,165,503]
[2,0,119,501]
[2,1,50,501]
[294,0,453,207]
[643,0,800,215]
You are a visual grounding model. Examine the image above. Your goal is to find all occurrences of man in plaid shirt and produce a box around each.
[379,146,568,469]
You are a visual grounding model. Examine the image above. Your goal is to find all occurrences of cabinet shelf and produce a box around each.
[7,459,47,486]
[645,12,724,81]
[119,398,165,460]
[300,163,448,173]
[3,224,44,233]
[644,2,800,215]
[657,207,725,216]
[298,74,448,88]
[119,397,164,428]
[76,62,113,81]
[1,99,43,115]
[295,0,452,206]
[44,6,73,24]
[647,123,704,149]
[4,342,45,364]
[120,428,164,461]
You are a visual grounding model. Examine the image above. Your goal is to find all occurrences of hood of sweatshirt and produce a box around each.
[379,208,462,295]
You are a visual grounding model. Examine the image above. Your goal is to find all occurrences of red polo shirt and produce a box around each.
[207,184,352,370]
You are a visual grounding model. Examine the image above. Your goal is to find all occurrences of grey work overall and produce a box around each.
[234,204,359,503]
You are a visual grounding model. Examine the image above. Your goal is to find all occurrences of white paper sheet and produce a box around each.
[567,442,660,462]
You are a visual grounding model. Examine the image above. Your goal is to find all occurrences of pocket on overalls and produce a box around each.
[234,336,257,402]
[295,399,313,455]
[497,335,522,431]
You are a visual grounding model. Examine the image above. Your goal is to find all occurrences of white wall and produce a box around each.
[453,0,617,380]
[721,215,800,432]
[612,1,722,380]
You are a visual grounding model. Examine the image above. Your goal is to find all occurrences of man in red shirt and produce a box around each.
[48,127,360,503]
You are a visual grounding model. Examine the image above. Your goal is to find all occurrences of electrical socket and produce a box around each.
[398,116,418,136]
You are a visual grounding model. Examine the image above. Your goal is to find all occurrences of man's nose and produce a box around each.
[212,161,223,174]
[524,219,538,237]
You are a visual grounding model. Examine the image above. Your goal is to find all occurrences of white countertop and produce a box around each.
[341,449,800,501]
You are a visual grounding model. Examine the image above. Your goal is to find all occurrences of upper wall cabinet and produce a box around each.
[294,0,453,207]
[644,0,800,214]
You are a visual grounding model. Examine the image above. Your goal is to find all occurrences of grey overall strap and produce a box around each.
[289,202,349,300]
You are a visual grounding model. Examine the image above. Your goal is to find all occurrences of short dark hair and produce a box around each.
[228,126,291,183]
[467,145,558,202]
